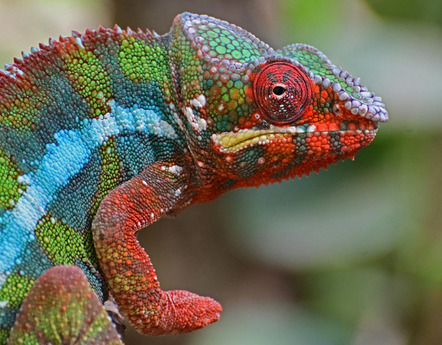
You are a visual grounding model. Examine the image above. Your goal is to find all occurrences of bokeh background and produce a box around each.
[1,0,441,344]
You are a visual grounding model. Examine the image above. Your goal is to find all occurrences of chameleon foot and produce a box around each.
[133,290,222,335]
[93,162,222,336]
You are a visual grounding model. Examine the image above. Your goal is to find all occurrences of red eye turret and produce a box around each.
[253,62,312,124]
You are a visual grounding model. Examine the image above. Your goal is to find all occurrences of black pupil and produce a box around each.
[272,86,286,96]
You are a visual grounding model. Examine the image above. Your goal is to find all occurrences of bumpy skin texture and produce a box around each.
[7,266,123,344]
[0,12,387,343]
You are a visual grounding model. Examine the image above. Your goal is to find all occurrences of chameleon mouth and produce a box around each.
[211,123,379,153]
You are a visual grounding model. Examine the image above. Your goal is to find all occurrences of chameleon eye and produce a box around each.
[253,62,312,124]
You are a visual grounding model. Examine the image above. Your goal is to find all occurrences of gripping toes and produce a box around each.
[139,290,222,335]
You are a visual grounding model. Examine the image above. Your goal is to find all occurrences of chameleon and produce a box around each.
[0,12,388,344]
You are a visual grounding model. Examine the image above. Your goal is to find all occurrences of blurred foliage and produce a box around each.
[365,0,442,26]
[0,0,441,344]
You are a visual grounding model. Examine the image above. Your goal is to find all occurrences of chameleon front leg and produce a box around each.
[92,161,222,335]
[7,266,123,345]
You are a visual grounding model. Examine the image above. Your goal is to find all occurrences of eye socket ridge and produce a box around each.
[253,62,312,124]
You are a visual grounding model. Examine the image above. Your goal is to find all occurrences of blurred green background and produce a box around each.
[1,0,441,344]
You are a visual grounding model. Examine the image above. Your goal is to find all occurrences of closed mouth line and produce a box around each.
[211,125,378,152]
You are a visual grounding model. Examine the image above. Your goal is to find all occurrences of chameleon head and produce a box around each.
[176,13,388,188]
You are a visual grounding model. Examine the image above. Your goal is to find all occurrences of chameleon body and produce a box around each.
[0,13,388,344]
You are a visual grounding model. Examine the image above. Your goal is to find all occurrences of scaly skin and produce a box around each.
[7,266,123,344]
[0,13,387,344]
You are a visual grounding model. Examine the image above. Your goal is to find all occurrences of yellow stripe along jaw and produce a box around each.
[211,125,314,153]
[211,124,379,153]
